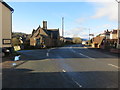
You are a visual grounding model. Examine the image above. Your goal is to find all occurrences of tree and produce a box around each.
[72,37,82,44]
[12,38,21,46]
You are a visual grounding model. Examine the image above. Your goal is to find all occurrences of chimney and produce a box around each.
[43,21,47,29]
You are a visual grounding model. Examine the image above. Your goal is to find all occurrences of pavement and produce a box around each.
[2,55,26,69]
[2,44,119,88]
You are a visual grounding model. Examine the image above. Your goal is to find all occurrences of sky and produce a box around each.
[6,0,118,39]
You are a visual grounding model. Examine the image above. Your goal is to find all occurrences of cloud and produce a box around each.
[94,24,114,30]
[75,18,86,24]
[65,27,89,38]
[91,2,118,21]
[91,23,118,37]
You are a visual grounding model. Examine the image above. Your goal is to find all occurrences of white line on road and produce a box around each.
[70,47,95,60]
[71,78,82,88]
[46,53,49,57]
[62,68,82,87]
[78,53,95,60]
[108,64,119,68]
[46,49,52,57]
[62,69,66,72]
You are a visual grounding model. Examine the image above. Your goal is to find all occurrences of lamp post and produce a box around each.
[116,0,120,49]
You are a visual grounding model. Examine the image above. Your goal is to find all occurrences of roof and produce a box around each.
[93,36,105,44]
[43,29,59,39]
[47,29,59,31]
[1,1,14,12]
[31,26,59,39]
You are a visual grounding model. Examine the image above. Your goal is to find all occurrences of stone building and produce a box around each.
[30,21,60,48]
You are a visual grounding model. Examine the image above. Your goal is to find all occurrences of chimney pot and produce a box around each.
[43,21,47,29]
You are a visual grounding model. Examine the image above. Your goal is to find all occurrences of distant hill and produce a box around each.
[81,38,88,41]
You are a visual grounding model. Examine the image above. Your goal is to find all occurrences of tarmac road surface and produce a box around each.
[2,44,119,88]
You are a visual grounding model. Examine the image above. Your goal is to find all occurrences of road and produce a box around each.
[2,44,119,88]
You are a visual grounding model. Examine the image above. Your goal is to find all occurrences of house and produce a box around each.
[110,29,118,39]
[0,1,14,55]
[30,21,60,48]
[117,30,120,49]
[110,29,120,49]
[91,36,105,48]
[100,29,111,39]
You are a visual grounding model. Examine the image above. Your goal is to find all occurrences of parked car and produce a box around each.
[2,48,11,56]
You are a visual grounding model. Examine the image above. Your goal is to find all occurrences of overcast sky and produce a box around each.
[7,0,118,39]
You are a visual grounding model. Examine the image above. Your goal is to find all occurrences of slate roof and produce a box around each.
[43,29,59,39]
[1,1,14,11]
[31,26,59,39]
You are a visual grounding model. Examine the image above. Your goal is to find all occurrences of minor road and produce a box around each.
[2,44,119,88]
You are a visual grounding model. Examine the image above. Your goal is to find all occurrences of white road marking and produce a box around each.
[108,64,119,68]
[62,69,82,87]
[71,78,82,87]
[71,49,76,53]
[62,69,66,72]
[70,47,95,60]
[78,53,95,60]
[46,53,49,57]
[46,49,52,57]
